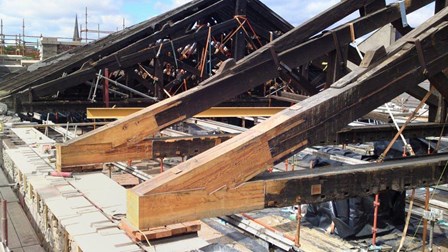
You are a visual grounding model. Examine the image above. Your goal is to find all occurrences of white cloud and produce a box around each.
[0,0,436,46]
[174,0,190,6]
[260,0,434,27]
[0,0,129,43]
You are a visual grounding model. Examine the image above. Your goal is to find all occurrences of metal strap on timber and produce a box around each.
[268,46,281,71]
[331,30,344,66]
[413,39,430,77]
[349,22,364,61]
[114,54,122,68]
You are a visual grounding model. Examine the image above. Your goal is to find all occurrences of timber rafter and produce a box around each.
[127,9,448,228]
[56,0,436,169]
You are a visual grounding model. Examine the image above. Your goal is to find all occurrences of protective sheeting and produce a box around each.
[302,146,405,239]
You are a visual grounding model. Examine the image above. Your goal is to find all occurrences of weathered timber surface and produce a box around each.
[127,152,448,228]
[262,153,448,207]
[56,0,434,169]
[134,16,448,194]
[335,123,448,144]
[126,17,448,228]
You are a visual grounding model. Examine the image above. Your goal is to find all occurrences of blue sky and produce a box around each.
[0,0,435,44]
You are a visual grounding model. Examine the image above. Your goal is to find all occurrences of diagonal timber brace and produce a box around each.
[127,18,448,229]
[56,0,435,170]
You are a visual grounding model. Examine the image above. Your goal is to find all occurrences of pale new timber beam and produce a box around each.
[60,135,233,169]
[86,107,287,119]
[127,152,448,228]
[56,0,435,170]
[127,19,448,228]
[61,120,448,168]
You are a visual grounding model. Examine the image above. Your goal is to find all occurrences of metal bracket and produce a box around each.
[398,0,409,27]
[411,39,430,77]
[268,46,281,71]
[423,208,444,221]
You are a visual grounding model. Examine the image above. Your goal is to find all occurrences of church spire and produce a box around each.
[73,14,81,42]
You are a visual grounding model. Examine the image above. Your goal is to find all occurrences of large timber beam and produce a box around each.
[60,135,233,168]
[335,123,448,144]
[127,153,448,228]
[127,17,448,228]
[86,107,287,119]
[56,0,434,170]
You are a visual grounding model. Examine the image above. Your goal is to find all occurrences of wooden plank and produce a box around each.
[56,0,434,169]
[263,153,448,207]
[119,218,201,241]
[128,20,448,229]
[111,174,140,187]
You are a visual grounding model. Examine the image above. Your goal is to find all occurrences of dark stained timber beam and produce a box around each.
[263,153,448,206]
[359,0,386,16]
[56,0,436,169]
[405,85,439,107]
[126,19,448,229]
[429,71,448,101]
[127,153,448,228]
[335,123,448,144]
[232,0,247,61]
